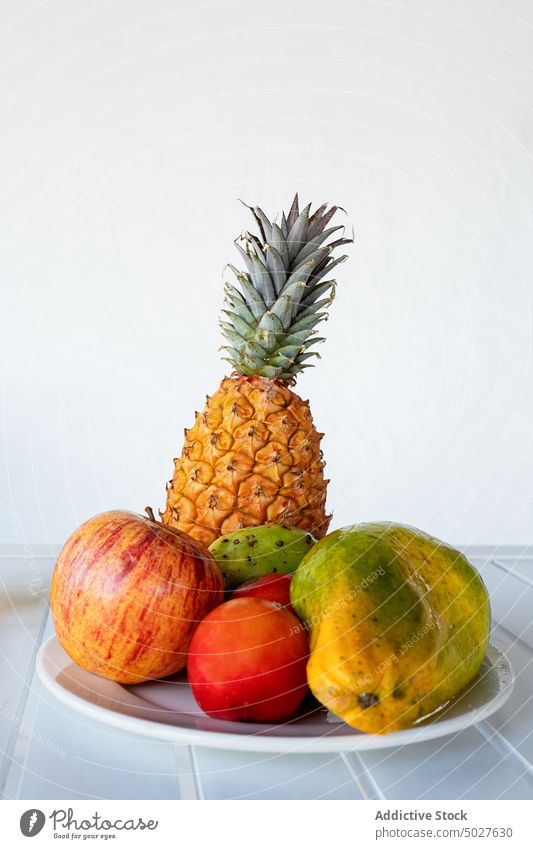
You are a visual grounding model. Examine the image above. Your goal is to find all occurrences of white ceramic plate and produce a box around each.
[37,636,514,754]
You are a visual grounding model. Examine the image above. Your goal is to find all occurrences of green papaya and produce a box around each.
[209,524,316,589]
[290,522,491,734]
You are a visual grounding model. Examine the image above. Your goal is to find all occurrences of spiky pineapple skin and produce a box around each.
[162,375,330,546]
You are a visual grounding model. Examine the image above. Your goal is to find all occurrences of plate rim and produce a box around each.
[36,635,515,754]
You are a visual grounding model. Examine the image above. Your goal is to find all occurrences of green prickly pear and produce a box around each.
[209,524,316,589]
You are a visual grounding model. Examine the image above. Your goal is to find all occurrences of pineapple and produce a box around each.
[162,194,352,546]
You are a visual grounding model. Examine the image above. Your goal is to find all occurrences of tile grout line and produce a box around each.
[340,751,386,800]
[476,720,533,780]
[0,602,50,799]
[172,744,200,799]
[339,752,368,799]
[12,679,44,800]
[188,746,204,800]
[491,559,533,588]
[0,555,58,560]
[493,622,533,657]
[353,753,387,800]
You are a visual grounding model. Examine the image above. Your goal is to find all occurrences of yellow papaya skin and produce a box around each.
[290,522,491,734]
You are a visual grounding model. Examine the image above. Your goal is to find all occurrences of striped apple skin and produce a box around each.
[50,510,224,683]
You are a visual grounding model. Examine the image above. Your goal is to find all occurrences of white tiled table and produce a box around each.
[1,546,532,800]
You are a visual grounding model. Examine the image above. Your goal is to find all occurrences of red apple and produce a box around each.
[187,597,309,722]
[231,573,295,613]
[50,510,224,683]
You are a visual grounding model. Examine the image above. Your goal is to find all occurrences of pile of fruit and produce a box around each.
[50,196,491,734]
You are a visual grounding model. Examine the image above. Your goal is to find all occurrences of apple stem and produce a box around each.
[145,506,156,522]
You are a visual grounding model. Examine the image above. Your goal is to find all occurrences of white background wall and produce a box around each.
[1,0,532,548]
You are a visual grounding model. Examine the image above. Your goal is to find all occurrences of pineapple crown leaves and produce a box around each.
[220,193,353,381]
